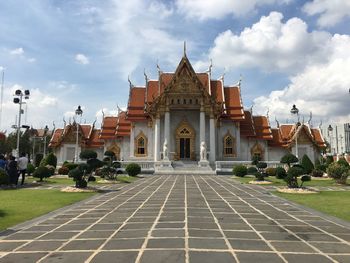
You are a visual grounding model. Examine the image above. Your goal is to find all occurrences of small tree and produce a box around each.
[247,166,258,175]
[45,153,57,168]
[125,163,141,177]
[233,165,248,177]
[275,167,287,179]
[35,153,43,167]
[33,166,53,182]
[27,163,35,176]
[251,154,261,165]
[327,162,349,184]
[284,166,304,188]
[280,153,299,167]
[301,154,314,174]
[80,149,97,160]
[68,164,91,188]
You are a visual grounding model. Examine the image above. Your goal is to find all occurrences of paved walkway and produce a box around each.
[0,175,350,263]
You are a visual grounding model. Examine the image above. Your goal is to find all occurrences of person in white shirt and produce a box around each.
[18,152,29,185]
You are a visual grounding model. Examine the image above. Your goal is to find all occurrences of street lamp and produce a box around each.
[290,104,299,158]
[328,124,333,155]
[74,105,83,163]
[13,89,30,158]
[43,125,49,157]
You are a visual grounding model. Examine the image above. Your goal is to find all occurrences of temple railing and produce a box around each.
[215,161,283,172]
[119,161,155,172]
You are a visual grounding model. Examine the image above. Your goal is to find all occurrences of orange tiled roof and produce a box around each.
[100,117,118,139]
[253,116,273,140]
[222,87,245,120]
[86,129,104,148]
[127,87,148,121]
[240,111,255,137]
[115,111,131,137]
[210,80,224,103]
[310,128,327,148]
[49,129,63,147]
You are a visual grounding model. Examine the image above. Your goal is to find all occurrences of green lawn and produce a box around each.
[0,189,96,231]
[232,176,350,187]
[274,191,350,222]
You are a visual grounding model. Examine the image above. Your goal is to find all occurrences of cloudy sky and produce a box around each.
[0,0,349,133]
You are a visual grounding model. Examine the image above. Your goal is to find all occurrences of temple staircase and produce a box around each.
[154,160,216,175]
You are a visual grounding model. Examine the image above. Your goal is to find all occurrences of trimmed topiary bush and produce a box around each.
[80,149,98,160]
[125,163,141,177]
[281,153,299,167]
[256,162,267,169]
[284,166,304,188]
[255,172,265,181]
[337,158,349,168]
[275,167,287,179]
[27,163,35,176]
[63,162,79,171]
[325,155,334,165]
[87,158,104,171]
[58,166,69,175]
[251,154,261,165]
[301,154,314,174]
[0,168,9,185]
[112,161,121,169]
[327,162,349,184]
[35,153,43,167]
[266,167,276,177]
[311,169,324,177]
[316,163,327,172]
[247,166,258,175]
[300,175,311,187]
[88,176,96,182]
[233,165,248,177]
[45,153,57,168]
[46,165,55,176]
[33,166,52,182]
[68,166,89,188]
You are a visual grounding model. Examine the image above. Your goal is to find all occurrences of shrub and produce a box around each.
[316,164,327,172]
[80,149,97,160]
[104,150,115,158]
[35,153,43,167]
[251,154,261,165]
[46,165,55,176]
[68,167,88,188]
[280,153,299,167]
[58,166,69,175]
[112,161,121,169]
[27,163,35,176]
[255,172,265,181]
[315,158,321,167]
[33,166,52,181]
[63,162,79,171]
[45,153,57,168]
[87,158,104,171]
[95,166,117,180]
[256,162,267,169]
[327,162,349,184]
[0,168,9,185]
[232,165,247,177]
[301,154,314,174]
[337,158,349,168]
[300,175,311,187]
[266,167,277,177]
[125,163,141,177]
[284,166,304,188]
[247,166,258,175]
[88,176,96,182]
[311,169,324,177]
[325,155,334,165]
[275,167,287,179]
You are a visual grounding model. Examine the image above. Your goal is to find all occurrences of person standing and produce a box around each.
[6,155,18,187]
[0,154,6,169]
[18,152,29,185]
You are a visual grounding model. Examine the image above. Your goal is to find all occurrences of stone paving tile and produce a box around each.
[1,175,350,263]
[189,251,237,263]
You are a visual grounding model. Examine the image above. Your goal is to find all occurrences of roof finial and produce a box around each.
[307,111,312,125]
[319,119,323,129]
[117,104,122,115]
[63,117,66,128]
[52,121,56,130]
[101,109,105,118]
[156,60,162,75]
[128,75,134,88]
[183,41,187,57]
[250,103,254,114]
[144,68,148,82]
[275,116,280,128]
[206,59,213,74]
[266,108,269,119]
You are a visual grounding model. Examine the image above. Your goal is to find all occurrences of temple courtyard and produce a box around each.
[0,175,349,263]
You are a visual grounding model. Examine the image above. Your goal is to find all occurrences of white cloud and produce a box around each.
[75,53,90,65]
[10,47,24,55]
[303,0,350,27]
[27,58,36,63]
[176,0,291,20]
[253,34,350,124]
[195,12,334,73]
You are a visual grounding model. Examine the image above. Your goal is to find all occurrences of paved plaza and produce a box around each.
[0,175,350,263]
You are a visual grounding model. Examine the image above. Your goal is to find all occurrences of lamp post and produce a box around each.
[290,104,299,158]
[13,89,30,158]
[74,105,83,163]
[328,124,333,155]
[43,125,49,157]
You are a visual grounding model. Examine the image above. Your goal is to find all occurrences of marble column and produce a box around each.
[200,110,205,145]
[154,117,160,161]
[130,124,134,158]
[209,117,216,162]
[164,111,170,151]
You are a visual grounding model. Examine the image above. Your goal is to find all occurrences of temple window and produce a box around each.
[171,99,174,104]
[189,99,192,104]
[223,133,235,157]
[184,99,186,104]
[177,99,180,104]
[135,131,147,157]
